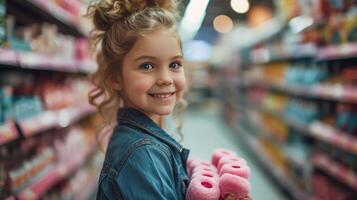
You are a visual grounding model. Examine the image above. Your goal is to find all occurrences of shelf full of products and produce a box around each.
[219,0,357,199]
[0,1,103,199]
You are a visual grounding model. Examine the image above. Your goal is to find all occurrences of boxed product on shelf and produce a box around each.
[285,132,311,191]
[261,113,289,143]
[284,100,320,123]
[0,86,13,125]
[11,96,43,122]
[336,103,357,135]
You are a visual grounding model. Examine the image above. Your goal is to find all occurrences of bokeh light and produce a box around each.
[213,15,234,33]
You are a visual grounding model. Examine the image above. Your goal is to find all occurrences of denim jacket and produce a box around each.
[96,108,190,200]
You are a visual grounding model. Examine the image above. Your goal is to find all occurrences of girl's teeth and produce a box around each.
[151,93,173,98]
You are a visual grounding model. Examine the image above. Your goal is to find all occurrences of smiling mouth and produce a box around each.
[148,92,175,99]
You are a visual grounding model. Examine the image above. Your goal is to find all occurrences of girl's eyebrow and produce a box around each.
[134,55,183,61]
[134,55,156,61]
[171,55,183,59]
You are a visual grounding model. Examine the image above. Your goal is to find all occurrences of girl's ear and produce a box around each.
[108,74,122,91]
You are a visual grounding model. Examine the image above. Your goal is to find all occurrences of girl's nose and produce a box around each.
[157,69,173,86]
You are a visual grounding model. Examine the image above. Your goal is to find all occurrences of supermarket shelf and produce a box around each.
[16,145,95,200]
[0,49,97,74]
[239,108,307,170]
[251,104,357,156]
[312,153,357,191]
[242,43,357,66]
[0,49,19,66]
[247,44,316,66]
[0,120,19,145]
[241,108,284,146]
[18,104,95,137]
[317,43,357,61]
[8,0,88,37]
[232,123,310,200]
[16,164,60,200]
[240,79,357,104]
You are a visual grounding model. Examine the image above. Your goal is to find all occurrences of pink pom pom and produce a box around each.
[187,159,195,169]
[217,156,247,172]
[190,160,212,169]
[189,160,216,176]
[219,173,250,200]
[186,176,220,200]
[211,148,236,167]
[219,163,250,179]
[192,165,217,174]
[188,159,209,176]
[191,170,219,181]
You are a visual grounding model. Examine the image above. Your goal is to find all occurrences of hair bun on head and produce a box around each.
[88,0,177,31]
[152,0,177,12]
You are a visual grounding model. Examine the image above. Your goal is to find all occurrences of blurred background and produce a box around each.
[0,0,357,199]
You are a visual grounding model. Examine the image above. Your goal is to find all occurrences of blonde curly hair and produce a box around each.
[86,0,187,150]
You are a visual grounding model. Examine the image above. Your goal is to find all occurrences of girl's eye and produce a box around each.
[169,62,182,70]
[139,63,154,71]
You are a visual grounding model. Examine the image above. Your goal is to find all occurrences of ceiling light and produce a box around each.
[231,0,250,14]
[179,0,210,42]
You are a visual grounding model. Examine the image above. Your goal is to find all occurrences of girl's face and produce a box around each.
[118,28,185,124]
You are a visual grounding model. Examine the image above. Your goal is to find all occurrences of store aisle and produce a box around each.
[181,104,286,200]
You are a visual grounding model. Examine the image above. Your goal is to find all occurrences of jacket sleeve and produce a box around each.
[114,144,178,200]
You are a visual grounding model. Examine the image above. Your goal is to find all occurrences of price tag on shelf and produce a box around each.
[339,43,350,55]
[77,60,97,74]
[18,52,46,68]
[318,43,357,59]
[309,121,333,140]
[19,52,77,72]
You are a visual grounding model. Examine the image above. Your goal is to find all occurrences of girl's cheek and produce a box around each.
[133,80,151,92]
[175,75,186,93]
[176,76,186,99]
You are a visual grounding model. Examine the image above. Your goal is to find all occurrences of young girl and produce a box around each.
[87,0,189,199]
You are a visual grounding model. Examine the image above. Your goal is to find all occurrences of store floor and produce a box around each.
[181,102,286,200]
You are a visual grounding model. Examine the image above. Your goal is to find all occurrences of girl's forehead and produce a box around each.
[129,29,182,55]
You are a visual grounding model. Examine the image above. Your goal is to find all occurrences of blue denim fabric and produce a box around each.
[96,108,190,200]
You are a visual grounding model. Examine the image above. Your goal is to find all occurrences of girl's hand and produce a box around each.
[224,194,252,200]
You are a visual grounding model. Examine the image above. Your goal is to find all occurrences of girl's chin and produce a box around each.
[155,108,174,116]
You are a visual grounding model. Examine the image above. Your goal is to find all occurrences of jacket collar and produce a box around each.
[117,108,184,152]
